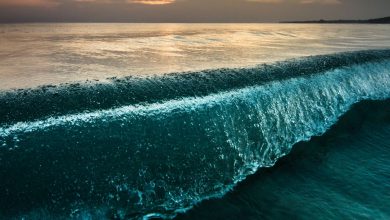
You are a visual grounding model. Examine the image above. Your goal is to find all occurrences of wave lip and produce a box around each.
[0,50,390,219]
[1,49,390,125]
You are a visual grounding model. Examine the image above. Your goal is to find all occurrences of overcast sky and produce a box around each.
[0,0,389,22]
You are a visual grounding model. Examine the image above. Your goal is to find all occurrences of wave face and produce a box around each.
[175,99,390,220]
[0,50,390,219]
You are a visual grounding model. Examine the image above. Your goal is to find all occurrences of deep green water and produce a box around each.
[176,100,390,220]
[0,50,390,219]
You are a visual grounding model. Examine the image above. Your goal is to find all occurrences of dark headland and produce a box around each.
[281,16,390,24]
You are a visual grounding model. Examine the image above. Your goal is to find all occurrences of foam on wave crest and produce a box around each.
[1,49,390,125]
[0,50,390,219]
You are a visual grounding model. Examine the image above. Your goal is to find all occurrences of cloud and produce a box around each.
[246,0,342,4]
[0,0,60,7]
[299,0,341,4]
[0,0,342,8]
[72,0,116,3]
[126,0,175,4]
[246,0,283,3]
[71,0,177,5]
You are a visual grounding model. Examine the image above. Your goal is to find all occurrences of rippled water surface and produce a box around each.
[1,23,390,89]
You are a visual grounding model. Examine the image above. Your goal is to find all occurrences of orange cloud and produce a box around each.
[73,0,113,3]
[73,0,177,5]
[126,0,175,5]
[0,0,60,7]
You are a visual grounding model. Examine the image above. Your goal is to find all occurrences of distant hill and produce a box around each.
[281,16,390,24]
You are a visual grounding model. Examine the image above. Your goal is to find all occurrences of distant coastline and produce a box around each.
[281,16,390,24]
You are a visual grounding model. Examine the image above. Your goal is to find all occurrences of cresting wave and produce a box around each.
[0,50,390,219]
[1,49,390,125]
[175,99,390,220]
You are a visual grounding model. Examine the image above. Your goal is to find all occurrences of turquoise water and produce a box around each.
[0,50,390,219]
[176,100,390,220]
[1,24,390,219]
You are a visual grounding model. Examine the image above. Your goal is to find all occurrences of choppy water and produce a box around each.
[0,24,390,219]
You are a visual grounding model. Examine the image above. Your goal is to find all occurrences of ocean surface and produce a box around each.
[0,24,390,219]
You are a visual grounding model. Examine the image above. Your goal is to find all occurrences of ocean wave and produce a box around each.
[1,49,390,125]
[175,99,390,220]
[0,50,390,219]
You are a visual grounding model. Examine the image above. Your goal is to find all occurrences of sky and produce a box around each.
[0,0,389,22]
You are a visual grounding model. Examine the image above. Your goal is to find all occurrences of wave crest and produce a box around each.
[0,50,390,218]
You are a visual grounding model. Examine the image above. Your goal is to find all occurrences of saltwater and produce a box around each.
[0,23,389,219]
